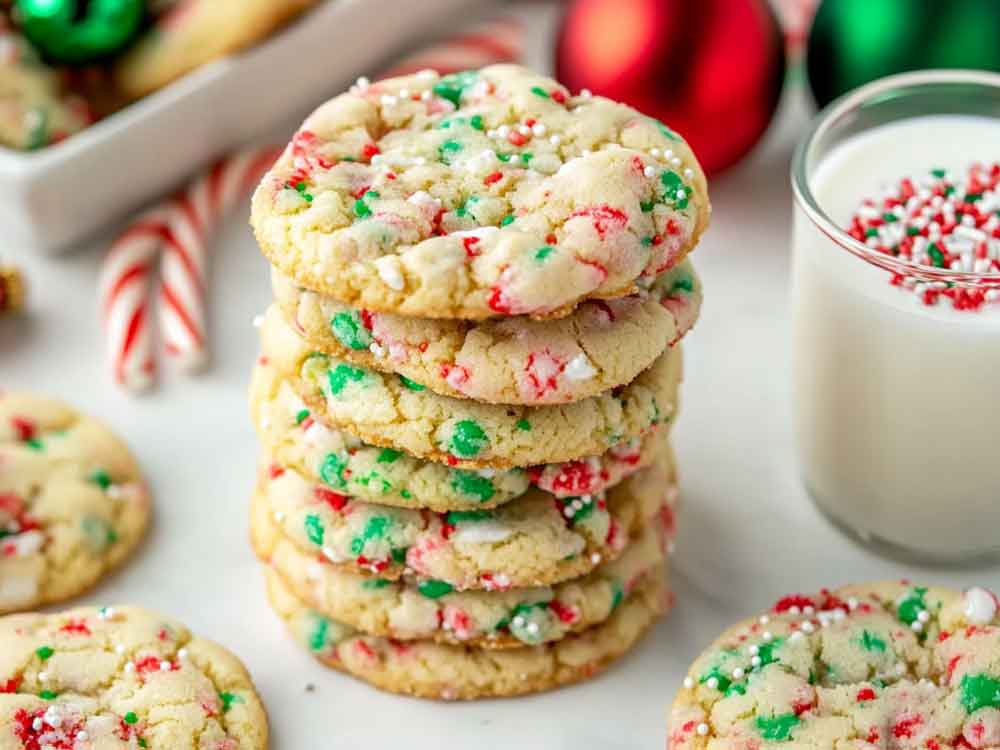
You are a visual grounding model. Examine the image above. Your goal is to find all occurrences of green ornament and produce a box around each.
[17,0,145,64]
[807,0,1000,108]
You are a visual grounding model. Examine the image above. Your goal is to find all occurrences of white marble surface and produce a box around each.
[3,30,997,750]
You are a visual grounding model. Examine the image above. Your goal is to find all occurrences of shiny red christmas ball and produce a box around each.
[555,0,787,174]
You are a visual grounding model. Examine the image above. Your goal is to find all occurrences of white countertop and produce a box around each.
[3,41,995,750]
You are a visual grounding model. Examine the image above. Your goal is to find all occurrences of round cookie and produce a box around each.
[272,258,701,405]
[252,464,676,648]
[0,604,267,749]
[0,393,150,613]
[264,562,668,700]
[254,451,672,591]
[250,348,668,511]
[0,26,92,150]
[668,581,1000,750]
[113,0,319,99]
[250,64,710,320]
[256,304,682,469]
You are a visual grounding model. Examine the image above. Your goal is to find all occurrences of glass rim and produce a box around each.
[790,68,1000,284]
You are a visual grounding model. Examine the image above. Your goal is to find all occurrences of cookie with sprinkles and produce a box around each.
[271,257,701,405]
[253,448,671,591]
[252,453,676,648]
[264,560,668,700]
[114,0,320,99]
[0,393,150,613]
[255,304,681,469]
[250,64,710,320]
[250,349,669,511]
[668,581,1000,750]
[0,604,267,748]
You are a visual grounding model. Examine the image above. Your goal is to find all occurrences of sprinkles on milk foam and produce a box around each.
[245,64,709,699]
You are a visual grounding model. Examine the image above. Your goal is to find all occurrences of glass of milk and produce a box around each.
[791,70,1000,564]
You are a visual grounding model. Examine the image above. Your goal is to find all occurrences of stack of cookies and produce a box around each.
[247,65,710,700]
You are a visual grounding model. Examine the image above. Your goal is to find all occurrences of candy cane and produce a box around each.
[378,17,524,78]
[158,146,281,371]
[99,207,170,391]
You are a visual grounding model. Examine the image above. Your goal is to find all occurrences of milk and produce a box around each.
[791,115,1000,561]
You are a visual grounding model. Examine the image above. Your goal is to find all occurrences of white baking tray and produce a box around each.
[0,0,483,254]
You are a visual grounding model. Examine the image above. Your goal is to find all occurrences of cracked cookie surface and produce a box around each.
[0,393,150,614]
[252,463,675,649]
[253,450,672,592]
[250,64,709,320]
[271,258,701,405]
[669,581,1000,750]
[256,305,682,469]
[264,562,668,700]
[0,604,267,749]
[250,347,667,511]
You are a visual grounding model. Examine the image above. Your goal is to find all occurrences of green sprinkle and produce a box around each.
[858,630,887,653]
[931,168,947,178]
[25,439,43,452]
[354,199,372,218]
[293,181,313,202]
[139,740,148,748]
[39,690,57,700]
[496,152,512,162]
[308,617,329,652]
[610,582,624,611]
[331,312,372,350]
[530,86,550,98]
[534,245,555,261]
[906,226,921,236]
[362,578,390,590]
[89,469,112,490]
[124,712,138,725]
[882,212,898,223]
[500,214,515,227]
[350,516,390,555]
[469,114,484,131]
[967,193,984,202]
[725,683,747,697]
[446,510,491,524]
[438,139,462,164]
[327,363,367,395]
[521,153,533,164]
[896,587,928,626]
[652,118,682,141]
[864,227,879,238]
[640,200,656,213]
[432,70,478,107]
[400,489,412,499]
[320,452,348,489]
[36,646,54,661]
[450,471,495,502]
[961,673,1000,714]
[391,547,408,564]
[699,666,731,693]
[516,418,531,431]
[660,169,691,210]
[295,409,310,424]
[418,579,454,599]
[670,275,694,294]
[220,692,243,713]
[928,243,946,268]
[754,638,784,670]
[399,375,425,391]
[377,448,401,464]
[449,420,489,458]
[756,714,800,741]
[304,514,324,546]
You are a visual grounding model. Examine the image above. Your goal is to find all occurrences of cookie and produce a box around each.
[0,26,91,150]
[0,393,150,613]
[668,581,1000,750]
[250,350,667,511]
[0,604,267,749]
[253,452,673,591]
[256,305,682,469]
[250,64,710,320]
[271,257,701,404]
[252,465,676,648]
[113,0,319,99]
[264,562,668,700]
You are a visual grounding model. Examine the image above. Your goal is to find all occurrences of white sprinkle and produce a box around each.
[518,124,531,136]
[804,606,815,615]
[789,631,804,642]
[591,553,601,564]
[762,631,773,641]
[414,156,427,166]
[32,718,43,731]
[748,644,759,655]
[356,76,370,89]
[526,622,540,635]
[159,660,171,671]
[759,615,770,624]
[399,88,409,98]
[751,656,762,667]
[563,353,597,381]
[964,587,997,624]
[497,125,510,139]
[580,89,593,98]
[847,598,858,611]
[420,90,432,101]
[532,123,547,137]
[670,157,681,167]
[696,723,709,736]
[451,521,513,545]
[380,94,398,107]
[124,661,135,673]
[789,606,801,615]
[512,616,525,627]
[115,644,125,654]
[706,677,719,689]
[801,622,815,633]
[178,648,188,660]
[917,609,930,623]
[683,677,694,688]
[76,731,89,742]
[38,671,48,682]
[643,165,656,178]
[732,668,745,679]
[683,168,694,179]
[549,134,561,146]
[911,620,923,632]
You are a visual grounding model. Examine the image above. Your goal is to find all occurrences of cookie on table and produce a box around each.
[113,0,319,99]
[668,581,1000,750]
[250,349,668,511]
[0,27,91,149]
[272,258,702,405]
[265,562,669,700]
[250,64,710,320]
[256,305,682,469]
[0,604,267,749]
[254,453,672,592]
[252,458,676,648]
[0,393,150,613]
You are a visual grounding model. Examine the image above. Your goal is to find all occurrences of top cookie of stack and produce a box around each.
[247,64,709,699]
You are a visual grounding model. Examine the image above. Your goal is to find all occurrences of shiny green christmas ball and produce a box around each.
[807,0,1000,107]
[16,0,145,64]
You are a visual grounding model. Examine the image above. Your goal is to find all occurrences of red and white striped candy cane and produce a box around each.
[158,146,281,372]
[378,17,524,78]
[98,207,171,391]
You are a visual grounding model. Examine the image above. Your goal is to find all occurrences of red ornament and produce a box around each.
[556,0,787,175]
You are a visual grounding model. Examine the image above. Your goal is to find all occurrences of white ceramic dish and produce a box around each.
[0,0,481,254]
